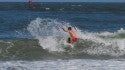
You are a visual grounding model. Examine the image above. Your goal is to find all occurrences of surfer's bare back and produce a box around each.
[62,27,77,48]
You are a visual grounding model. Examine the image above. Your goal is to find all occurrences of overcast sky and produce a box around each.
[0,0,125,2]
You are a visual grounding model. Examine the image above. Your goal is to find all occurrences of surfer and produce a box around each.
[29,0,33,9]
[62,27,77,48]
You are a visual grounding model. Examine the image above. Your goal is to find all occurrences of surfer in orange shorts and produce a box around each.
[62,27,77,48]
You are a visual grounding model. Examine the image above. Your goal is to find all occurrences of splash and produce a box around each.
[27,18,73,52]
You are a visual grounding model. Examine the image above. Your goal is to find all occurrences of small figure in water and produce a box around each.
[62,27,77,48]
[29,0,33,9]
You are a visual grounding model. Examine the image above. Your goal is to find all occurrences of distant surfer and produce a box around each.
[62,27,77,48]
[29,0,33,9]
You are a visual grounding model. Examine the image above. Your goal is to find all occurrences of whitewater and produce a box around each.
[0,59,125,70]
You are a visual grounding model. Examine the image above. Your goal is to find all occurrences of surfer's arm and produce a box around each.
[62,28,69,32]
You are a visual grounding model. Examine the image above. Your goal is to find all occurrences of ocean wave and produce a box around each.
[26,18,125,59]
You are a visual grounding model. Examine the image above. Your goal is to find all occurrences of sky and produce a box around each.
[0,0,125,2]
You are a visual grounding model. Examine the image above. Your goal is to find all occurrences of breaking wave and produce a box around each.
[27,18,125,58]
[1,18,125,60]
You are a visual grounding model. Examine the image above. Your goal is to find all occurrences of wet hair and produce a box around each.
[68,27,72,30]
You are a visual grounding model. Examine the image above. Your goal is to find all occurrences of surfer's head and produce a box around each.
[68,27,72,30]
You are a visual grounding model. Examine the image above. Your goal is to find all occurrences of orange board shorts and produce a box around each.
[68,37,77,43]
[72,38,77,42]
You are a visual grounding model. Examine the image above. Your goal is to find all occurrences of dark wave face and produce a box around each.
[0,2,125,13]
[0,39,55,60]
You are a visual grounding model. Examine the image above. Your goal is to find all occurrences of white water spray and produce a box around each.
[27,18,73,51]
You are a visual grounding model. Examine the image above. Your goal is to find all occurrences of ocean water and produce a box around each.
[0,2,125,70]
